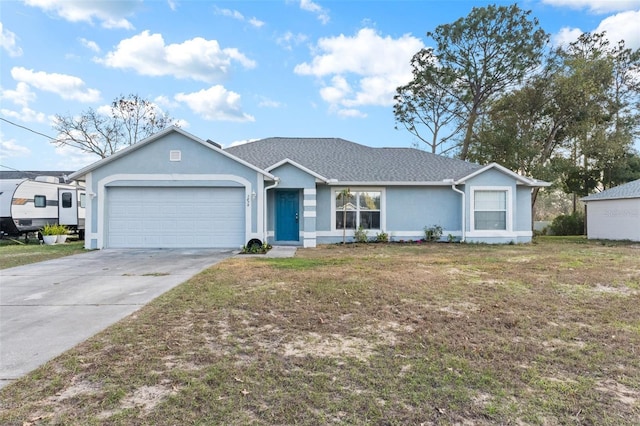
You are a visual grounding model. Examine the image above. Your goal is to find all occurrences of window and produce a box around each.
[61,192,73,208]
[335,190,381,230]
[473,190,507,230]
[34,195,46,208]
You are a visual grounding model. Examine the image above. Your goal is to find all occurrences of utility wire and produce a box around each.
[0,117,56,140]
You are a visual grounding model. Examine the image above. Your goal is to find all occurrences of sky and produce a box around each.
[1,0,639,172]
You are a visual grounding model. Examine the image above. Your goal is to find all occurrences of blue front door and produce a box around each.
[276,190,299,241]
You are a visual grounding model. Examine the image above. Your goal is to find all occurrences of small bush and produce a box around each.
[424,225,443,242]
[375,231,389,243]
[354,225,369,243]
[549,212,584,236]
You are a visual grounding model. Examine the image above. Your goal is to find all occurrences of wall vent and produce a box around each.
[170,150,182,161]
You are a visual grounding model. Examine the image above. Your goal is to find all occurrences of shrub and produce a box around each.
[354,225,369,243]
[549,212,584,236]
[424,225,443,242]
[375,231,389,243]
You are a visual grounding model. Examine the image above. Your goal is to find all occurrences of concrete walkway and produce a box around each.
[0,248,236,389]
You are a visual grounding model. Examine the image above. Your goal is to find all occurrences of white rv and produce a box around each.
[0,176,86,238]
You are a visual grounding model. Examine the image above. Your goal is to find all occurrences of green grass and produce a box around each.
[0,238,639,425]
[0,239,87,269]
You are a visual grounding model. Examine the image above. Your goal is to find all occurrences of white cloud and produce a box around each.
[227,138,259,148]
[98,31,256,82]
[552,27,584,47]
[295,28,424,116]
[11,67,101,102]
[257,97,282,108]
[277,31,308,51]
[299,0,330,24]
[595,10,640,48]
[0,106,47,123]
[248,17,265,28]
[215,6,264,28]
[337,108,367,118]
[541,0,640,14]
[23,0,140,29]
[167,0,178,12]
[53,144,100,169]
[0,22,23,57]
[175,85,255,122]
[551,9,640,49]
[1,82,37,107]
[0,136,31,159]
[79,37,100,52]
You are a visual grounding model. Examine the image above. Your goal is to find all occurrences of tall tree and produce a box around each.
[395,4,548,159]
[52,94,178,159]
[469,32,640,211]
[394,48,463,154]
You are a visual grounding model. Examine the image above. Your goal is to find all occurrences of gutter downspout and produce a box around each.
[451,183,466,242]
[263,178,280,244]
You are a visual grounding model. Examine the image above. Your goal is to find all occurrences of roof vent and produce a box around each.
[34,176,60,183]
[206,139,222,149]
[170,150,182,162]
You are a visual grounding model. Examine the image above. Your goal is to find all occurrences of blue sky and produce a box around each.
[1,0,639,172]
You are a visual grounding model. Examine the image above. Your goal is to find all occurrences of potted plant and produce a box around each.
[56,224,69,243]
[41,224,58,245]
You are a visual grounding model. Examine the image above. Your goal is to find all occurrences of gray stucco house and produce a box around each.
[69,127,549,249]
[582,179,640,242]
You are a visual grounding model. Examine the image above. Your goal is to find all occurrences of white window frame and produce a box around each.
[331,188,385,231]
[469,186,512,236]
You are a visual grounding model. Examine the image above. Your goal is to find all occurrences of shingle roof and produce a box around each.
[225,137,483,183]
[582,179,640,201]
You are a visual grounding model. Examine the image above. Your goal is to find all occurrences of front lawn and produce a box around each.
[1,239,638,424]
[0,240,86,269]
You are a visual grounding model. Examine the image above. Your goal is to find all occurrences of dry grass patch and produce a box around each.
[1,238,639,425]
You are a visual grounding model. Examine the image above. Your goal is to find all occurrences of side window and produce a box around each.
[61,192,73,208]
[473,190,507,230]
[34,195,46,208]
[79,193,86,208]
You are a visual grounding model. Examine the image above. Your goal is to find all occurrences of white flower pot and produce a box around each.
[43,235,57,245]
[56,235,68,244]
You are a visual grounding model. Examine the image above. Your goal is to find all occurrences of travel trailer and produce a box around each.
[0,176,86,238]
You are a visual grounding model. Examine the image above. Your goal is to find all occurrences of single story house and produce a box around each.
[69,127,549,249]
[581,179,640,242]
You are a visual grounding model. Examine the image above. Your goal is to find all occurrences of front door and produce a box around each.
[275,190,299,242]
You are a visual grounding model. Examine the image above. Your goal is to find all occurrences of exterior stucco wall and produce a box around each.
[84,132,263,249]
[270,163,317,189]
[586,198,640,242]
[315,185,463,244]
[463,169,533,244]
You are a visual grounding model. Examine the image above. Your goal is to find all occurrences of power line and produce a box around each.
[0,117,56,140]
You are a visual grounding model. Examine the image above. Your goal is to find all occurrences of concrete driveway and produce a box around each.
[0,248,236,389]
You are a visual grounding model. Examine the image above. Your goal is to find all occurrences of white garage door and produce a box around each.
[107,187,245,248]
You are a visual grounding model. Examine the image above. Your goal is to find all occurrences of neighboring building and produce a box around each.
[582,179,640,242]
[0,171,74,182]
[69,127,549,249]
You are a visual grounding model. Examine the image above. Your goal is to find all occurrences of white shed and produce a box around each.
[582,179,640,242]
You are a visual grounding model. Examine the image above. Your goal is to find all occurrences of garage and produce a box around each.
[106,186,245,248]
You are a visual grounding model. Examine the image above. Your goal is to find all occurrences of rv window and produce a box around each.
[34,195,46,208]
[61,192,73,208]
[79,193,86,208]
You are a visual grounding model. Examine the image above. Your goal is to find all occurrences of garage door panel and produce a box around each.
[107,187,245,248]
